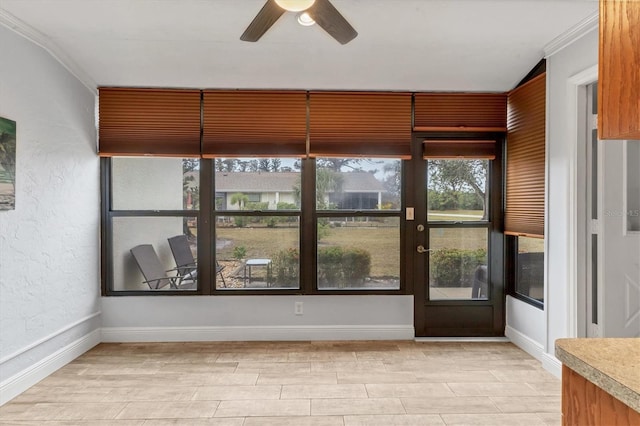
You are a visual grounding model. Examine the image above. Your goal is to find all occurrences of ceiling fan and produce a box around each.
[240,0,358,45]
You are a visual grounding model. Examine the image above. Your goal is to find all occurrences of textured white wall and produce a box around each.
[0,25,100,382]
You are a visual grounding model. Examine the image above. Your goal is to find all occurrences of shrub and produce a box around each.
[318,246,343,285]
[232,246,247,260]
[233,216,247,227]
[270,246,373,288]
[341,248,371,286]
[276,202,298,210]
[271,248,299,287]
[265,217,279,228]
[318,246,372,288]
[430,248,487,287]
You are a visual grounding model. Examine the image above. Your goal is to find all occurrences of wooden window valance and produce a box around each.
[202,90,307,158]
[98,88,201,157]
[414,93,507,132]
[505,73,546,238]
[308,92,412,158]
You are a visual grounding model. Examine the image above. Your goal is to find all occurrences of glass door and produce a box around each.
[412,135,505,336]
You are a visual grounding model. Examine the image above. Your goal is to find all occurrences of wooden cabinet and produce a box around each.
[598,0,640,140]
[562,366,640,426]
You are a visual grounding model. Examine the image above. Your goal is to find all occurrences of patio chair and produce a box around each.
[130,244,191,290]
[167,234,226,287]
[471,264,488,299]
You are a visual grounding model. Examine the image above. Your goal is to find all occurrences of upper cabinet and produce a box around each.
[598,0,640,140]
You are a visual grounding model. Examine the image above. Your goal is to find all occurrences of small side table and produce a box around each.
[244,258,272,286]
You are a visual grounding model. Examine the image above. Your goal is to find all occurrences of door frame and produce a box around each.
[411,131,506,336]
[567,65,598,338]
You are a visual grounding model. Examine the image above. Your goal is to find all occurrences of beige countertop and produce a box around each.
[555,338,640,412]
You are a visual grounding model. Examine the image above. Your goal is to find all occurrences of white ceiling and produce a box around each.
[0,0,598,92]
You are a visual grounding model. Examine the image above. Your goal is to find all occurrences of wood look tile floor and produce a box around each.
[0,341,561,425]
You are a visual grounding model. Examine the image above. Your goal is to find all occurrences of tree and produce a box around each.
[428,160,488,219]
[382,161,401,208]
[258,159,271,172]
[315,168,344,209]
[215,158,238,172]
[230,192,249,210]
[270,159,281,172]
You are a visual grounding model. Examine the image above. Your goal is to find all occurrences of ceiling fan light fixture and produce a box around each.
[274,0,315,12]
[297,11,316,26]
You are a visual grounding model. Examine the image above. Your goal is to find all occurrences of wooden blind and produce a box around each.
[505,73,546,238]
[309,92,412,158]
[414,93,507,132]
[202,90,307,157]
[98,88,201,157]
[423,140,496,159]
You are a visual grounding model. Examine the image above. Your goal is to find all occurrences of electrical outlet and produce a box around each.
[294,301,303,315]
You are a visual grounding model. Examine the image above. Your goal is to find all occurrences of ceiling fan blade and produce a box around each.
[240,1,286,42]
[307,0,358,45]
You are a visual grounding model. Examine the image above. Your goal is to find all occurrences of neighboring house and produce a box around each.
[212,171,386,210]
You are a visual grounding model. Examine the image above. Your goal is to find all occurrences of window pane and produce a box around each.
[516,236,544,302]
[112,158,199,211]
[317,216,400,290]
[214,158,301,211]
[215,216,299,289]
[316,158,401,211]
[427,159,488,221]
[112,216,197,291]
[429,227,488,300]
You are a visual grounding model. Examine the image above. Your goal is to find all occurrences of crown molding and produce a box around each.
[544,11,598,58]
[0,8,97,94]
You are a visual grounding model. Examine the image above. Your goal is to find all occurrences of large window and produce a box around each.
[316,158,401,290]
[426,159,491,300]
[104,156,403,294]
[106,157,199,292]
[214,158,301,290]
[100,88,411,295]
[505,73,546,308]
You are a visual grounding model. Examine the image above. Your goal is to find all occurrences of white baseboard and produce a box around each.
[102,325,415,342]
[505,325,545,362]
[541,351,563,379]
[505,326,562,379]
[0,329,101,406]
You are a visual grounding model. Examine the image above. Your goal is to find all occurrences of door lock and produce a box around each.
[417,224,425,232]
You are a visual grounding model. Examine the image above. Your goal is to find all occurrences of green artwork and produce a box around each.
[0,117,16,210]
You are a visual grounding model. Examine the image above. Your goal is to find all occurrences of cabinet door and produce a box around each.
[598,0,640,140]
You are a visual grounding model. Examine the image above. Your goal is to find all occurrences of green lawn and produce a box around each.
[216,224,399,278]
[215,215,493,278]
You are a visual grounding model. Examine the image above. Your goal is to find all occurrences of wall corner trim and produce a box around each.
[544,11,598,58]
[0,8,97,94]
[0,329,101,406]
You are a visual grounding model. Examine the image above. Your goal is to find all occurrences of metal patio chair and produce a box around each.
[130,244,193,290]
[167,234,226,287]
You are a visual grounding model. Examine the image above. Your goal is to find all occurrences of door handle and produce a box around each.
[417,245,430,254]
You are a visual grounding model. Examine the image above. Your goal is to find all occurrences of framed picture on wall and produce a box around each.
[0,116,16,211]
